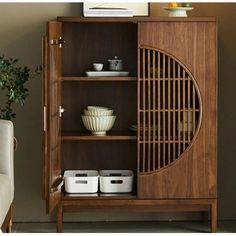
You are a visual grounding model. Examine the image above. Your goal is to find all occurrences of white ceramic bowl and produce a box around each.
[93,63,103,71]
[87,106,108,111]
[82,115,116,136]
[84,109,113,116]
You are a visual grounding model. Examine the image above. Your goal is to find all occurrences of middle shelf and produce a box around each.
[61,76,137,81]
[61,131,137,141]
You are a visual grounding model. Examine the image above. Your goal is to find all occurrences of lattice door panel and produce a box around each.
[138,47,202,173]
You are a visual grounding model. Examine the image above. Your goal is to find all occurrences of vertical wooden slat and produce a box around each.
[188,76,191,143]
[138,47,202,173]
[167,57,171,164]
[152,50,156,170]
[142,48,146,172]
[138,47,203,174]
[147,49,151,172]
[193,82,196,134]
[183,70,186,150]
[173,61,176,160]
[177,64,181,155]
[157,52,161,169]
[162,54,166,166]
[137,47,140,174]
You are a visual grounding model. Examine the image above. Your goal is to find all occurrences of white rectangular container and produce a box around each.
[99,170,133,193]
[64,170,98,193]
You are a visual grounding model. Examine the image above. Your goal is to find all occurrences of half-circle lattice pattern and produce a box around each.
[138,47,202,173]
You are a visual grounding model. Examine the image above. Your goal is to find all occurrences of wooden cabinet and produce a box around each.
[43,17,217,233]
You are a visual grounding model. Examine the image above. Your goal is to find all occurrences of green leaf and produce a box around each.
[0,55,41,120]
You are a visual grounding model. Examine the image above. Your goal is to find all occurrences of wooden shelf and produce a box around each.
[62,193,136,200]
[57,16,216,23]
[61,131,137,141]
[62,76,137,82]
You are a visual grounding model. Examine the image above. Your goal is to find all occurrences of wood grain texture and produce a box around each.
[211,199,217,232]
[58,16,216,23]
[138,47,201,173]
[138,22,217,199]
[43,18,217,233]
[57,203,63,233]
[45,21,62,213]
[62,198,214,212]
[61,141,137,183]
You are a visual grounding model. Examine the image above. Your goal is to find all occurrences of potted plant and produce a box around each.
[0,55,41,149]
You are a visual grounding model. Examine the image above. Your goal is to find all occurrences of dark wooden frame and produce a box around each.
[57,198,217,233]
[43,17,217,233]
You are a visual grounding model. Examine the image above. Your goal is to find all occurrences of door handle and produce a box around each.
[59,106,65,117]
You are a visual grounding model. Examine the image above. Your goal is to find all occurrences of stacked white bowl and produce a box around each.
[82,106,116,136]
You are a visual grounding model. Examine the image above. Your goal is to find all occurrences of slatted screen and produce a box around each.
[138,47,202,173]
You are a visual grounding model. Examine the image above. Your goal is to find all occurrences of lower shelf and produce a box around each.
[62,192,136,200]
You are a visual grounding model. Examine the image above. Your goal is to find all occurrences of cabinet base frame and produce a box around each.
[56,198,217,233]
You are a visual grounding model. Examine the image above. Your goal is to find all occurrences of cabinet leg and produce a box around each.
[6,205,13,233]
[6,219,12,233]
[211,201,217,233]
[57,203,63,233]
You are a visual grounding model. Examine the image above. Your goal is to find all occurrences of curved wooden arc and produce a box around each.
[138,46,202,174]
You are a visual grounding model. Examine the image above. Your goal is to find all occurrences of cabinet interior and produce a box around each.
[62,22,138,77]
[61,81,137,133]
[60,22,138,195]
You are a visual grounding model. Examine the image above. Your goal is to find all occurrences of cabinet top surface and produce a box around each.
[57,16,216,23]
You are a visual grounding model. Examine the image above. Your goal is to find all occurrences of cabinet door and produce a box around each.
[43,21,62,213]
[137,22,217,199]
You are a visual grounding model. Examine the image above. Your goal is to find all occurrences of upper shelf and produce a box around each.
[57,16,216,23]
[61,76,137,82]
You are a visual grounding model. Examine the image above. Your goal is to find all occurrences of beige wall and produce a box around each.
[0,3,235,222]
[0,3,82,222]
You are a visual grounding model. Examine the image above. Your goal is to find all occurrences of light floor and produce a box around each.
[13,221,236,233]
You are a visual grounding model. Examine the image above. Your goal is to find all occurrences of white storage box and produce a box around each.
[99,170,133,193]
[64,170,98,193]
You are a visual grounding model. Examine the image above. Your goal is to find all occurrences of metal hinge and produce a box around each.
[50,175,64,193]
[50,36,65,48]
